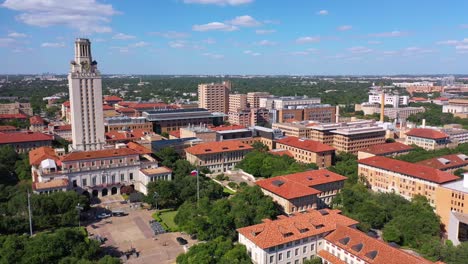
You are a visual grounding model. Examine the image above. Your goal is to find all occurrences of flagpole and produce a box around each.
[196,166,200,207]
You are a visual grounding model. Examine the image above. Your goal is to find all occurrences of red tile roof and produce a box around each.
[103,105,114,110]
[0,131,53,144]
[29,146,61,166]
[127,142,152,155]
[411,97,427,102]
[269,149,294,157]
[104,95,123,102]
[116,107,137,113]
[62,101,70,107]
[61,148,139,162]
[359,142,413,156]
[324,225,435,264]
[105,129,154,142]
[54,124,71,131]
[416,154,468,171]
[359,156,460,184]
[0,125,17,131]
[237,209,358,249]
[0,113,28,119]
[256,169,347,199]
[185,140,253,155]
[209,125,247,131]
[276,136,335,153]
[29,115,45,125]
[317,250,347,264]
[169,130,180,138]
[406,128,448,140]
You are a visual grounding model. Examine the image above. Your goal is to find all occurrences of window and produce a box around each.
[295,248,299,256]
[270,256,274,263]
[121,174,125,182]
[278,253,283,261]
[303,246,307,253]
[102,175,106,184]
[130,173,134,180]
[92,176,96,185]
[287,250,291,258]
[82,178,87,186]
[72,180,77,187]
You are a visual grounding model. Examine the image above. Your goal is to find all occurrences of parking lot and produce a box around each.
[86,199,197,264]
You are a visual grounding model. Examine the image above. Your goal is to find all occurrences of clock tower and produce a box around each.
[68,38,105,151]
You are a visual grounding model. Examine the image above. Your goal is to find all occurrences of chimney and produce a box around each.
[463,173,468,189]
[380,91,385,122]
[335,105,340,123]
[422,119,426,128]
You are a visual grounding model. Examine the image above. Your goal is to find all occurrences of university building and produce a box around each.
[256,169,346,214]
[405,128,451,150]
[185,140,253,173]
[275,137,335,168]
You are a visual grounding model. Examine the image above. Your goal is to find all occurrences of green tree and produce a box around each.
[155,147,180,168]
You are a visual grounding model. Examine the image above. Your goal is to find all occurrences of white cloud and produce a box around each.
[8,32,27,38]
[149,31,190,39]
[169,40,187,48]
[244,50,252,54]
[256,29,276,35]
[436,39,468,45]
[296,36,321,44]
[203,38,216,44]
[368,40,382,45]
[369,31,408,37]
[41,42,65,48]
[317,10,328,15]
[348,46,373,54]
[0,38,16,47]
[229,15,261,27]
[255,40,276,46]
[2,0,117,33]
[112,33,136,40]
[337,25,352,31]
[456,45,468,50]
[290,51,309,56]
[130,41,150,47]
[110,46,129,53]
[251,52,261,56]
[383,50,398,56]
[203,52,224,59]
[184,0,253,5]
[193,22,238,32]
[243,50,260,56]
[12,47,33,53]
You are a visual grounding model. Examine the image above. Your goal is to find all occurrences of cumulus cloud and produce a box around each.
[436,38,468,45]
[130,41,150,47]
[290,51,309,56]
[2,0,118,33]
[149,31,190,39]
[255,29,276,35]
[0,38,16,47]
[41,42,65,48]
[229,15,261,27]
[348,46,373,54]
[368,40,382,45]
[317,10,328,15]
[169,40,187,48]
[184,0,253,5]
[8,32,27,38]
[255,40,276,46]
[369,31,408,37]
[243,50,260,56]
[203,52,224,59]
[337,25,352,31]
[296,36,321,44]
[112,33,136,40]
[202,38,216,44]
[193,22,238,32]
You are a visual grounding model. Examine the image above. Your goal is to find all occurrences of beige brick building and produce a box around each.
[198,81,231,114]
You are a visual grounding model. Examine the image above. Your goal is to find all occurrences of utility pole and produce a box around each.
[153,192,158,210]
[27,190,33,236]
[196,167,200,207]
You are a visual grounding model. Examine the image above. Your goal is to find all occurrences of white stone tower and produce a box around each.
[68,38,105,151]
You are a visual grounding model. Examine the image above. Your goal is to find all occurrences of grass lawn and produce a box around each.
[223,187,236,195]
[158,210,179,231]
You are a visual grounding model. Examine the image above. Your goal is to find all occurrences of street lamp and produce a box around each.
[153,192,158,210]
[76,203,84,227]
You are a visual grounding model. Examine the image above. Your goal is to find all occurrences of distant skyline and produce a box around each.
[1,0,468,75]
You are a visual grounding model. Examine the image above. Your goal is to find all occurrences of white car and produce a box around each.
[97,213,112,219]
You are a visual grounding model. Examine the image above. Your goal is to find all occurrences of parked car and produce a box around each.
[112,210,127,217]
[176,237,188,245]
[97,213,112,219]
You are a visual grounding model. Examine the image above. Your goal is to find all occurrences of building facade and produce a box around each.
[0,131,53,153]
[185,140,253,173]
[275,137,335,168]
[198,81,231,114]
[68,38,105,151]
[405,128,450,150]
[247,92,271,108]
[256,169,346,214]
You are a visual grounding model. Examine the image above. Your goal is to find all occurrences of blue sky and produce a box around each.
[1,0,468,75]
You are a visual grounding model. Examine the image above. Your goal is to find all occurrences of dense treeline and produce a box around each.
[396,143,468,163]
[174,186,278,242]
[0,227,120,264]
[236,149,318,178]
[407,103,468,129]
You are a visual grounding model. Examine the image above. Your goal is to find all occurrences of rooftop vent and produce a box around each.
[325,174,330,177]
[351,243,363,252]
[299,228,310,233]
[283,232,294,238]
[239,145,245,148]
[272,180,285,187]
[319,209,329,216]
[222,147,228,150]
[315,224,324,229]
[251,231,262,236]
[437,158,451,165]
[307,177,313,180]
[205,149,212,152]
[457,154,468,161]
[365,250,378,260]
[339,237,350,245]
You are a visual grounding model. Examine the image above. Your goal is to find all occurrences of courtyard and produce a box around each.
[86,196,196,264]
